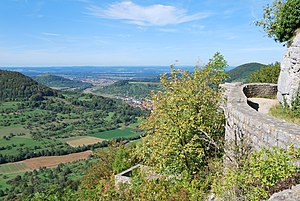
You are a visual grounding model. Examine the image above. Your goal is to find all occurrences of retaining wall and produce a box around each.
[223,82,300,150]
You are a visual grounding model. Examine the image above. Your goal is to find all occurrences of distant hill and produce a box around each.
[227,62,266,82]
[0,70,56,101]
[33,74,92,90]
[95,80,162,99]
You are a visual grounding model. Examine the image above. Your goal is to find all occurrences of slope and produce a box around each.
[227,62,266,82]
[95,80,162,99]
[0,70,56,101]
[33,74,92,90]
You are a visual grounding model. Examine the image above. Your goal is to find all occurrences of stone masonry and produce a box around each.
[223,82,300,150]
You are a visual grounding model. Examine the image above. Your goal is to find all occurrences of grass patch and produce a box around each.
[269,104,300,125]
[0,102,20,109]
[0,163,30,174]
[89,128,141,140]
[0,136,47,155]
[0,172,25,190]
[0,126,29,136]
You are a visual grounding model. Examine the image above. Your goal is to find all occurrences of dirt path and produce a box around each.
[247,98,279,114]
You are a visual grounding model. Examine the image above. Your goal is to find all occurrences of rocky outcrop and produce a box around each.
[277,32,300,106]
[268,185,300,201]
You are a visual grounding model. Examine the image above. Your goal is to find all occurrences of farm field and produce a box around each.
[0,162,30,174]
[0,126,30,137]
[0,136,51,156]
[0,156,98,199]
[22,150,93,169]
[61,136,105,147]
[89,127,141,139]
[0,150,93,175]
[0,172,26,190]
[0,92,144,164]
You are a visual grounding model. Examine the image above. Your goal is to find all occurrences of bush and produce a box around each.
[269,92,300,125]
[256,0,300,44]
[247,62,280,83]
[133,52,228,176]
[212,146,300,200]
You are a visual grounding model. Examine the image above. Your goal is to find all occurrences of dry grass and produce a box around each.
[269,104,300,125]
[62,136,104,147]
[0,162,31,174]
[0,126,30,137]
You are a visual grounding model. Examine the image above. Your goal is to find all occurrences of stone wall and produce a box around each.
[223,82,300,150]
[243,83,277,98]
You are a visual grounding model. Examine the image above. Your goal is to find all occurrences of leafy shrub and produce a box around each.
[256,0,300,44]
[212,146,300,200]
[291,93,300,116]
[133,52,228,176]
[269,92,300,125]
[247,62,280,83]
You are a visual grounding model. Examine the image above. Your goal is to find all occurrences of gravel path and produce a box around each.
[247,98,279,114]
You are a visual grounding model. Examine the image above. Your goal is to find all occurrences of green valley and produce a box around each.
[0,70,145,164]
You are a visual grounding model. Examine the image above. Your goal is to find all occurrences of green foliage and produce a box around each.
[33,74,92,91]
[269,93,300,125]
[117,172,201,200]
[112,146,132,173]
[79,142,119,190]
[2,158,96,200]
[134,52,228,176]
[0,90,144,164]
[248,62,280,83]
[227,62,266,82]
[291,93,300,116]
[212,146,300,200]
[255,0,300,44]
[0,70,57,101]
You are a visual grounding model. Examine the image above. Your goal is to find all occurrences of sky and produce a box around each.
[0,0,286,67]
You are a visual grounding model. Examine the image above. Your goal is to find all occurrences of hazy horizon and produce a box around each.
[0,0,285,67]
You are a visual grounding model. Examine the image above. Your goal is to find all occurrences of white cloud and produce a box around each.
[42,32,61,37]
[158,28,178,33]
[87,1,211,26]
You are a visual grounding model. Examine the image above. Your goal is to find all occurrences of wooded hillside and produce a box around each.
[33,74,92,90]
[0,70,56,101]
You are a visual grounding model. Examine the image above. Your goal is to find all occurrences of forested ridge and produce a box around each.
[227,62,266,82]
[33,74,92,90]
[95,80,162,98]
[0,70,56,101]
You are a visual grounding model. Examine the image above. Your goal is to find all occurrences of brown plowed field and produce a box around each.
[22,150,93,170]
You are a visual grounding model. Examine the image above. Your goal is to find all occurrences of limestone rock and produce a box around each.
[268,185,300,201]
[277,32,300,106]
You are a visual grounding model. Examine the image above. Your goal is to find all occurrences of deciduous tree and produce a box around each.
[134,52,228,176]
